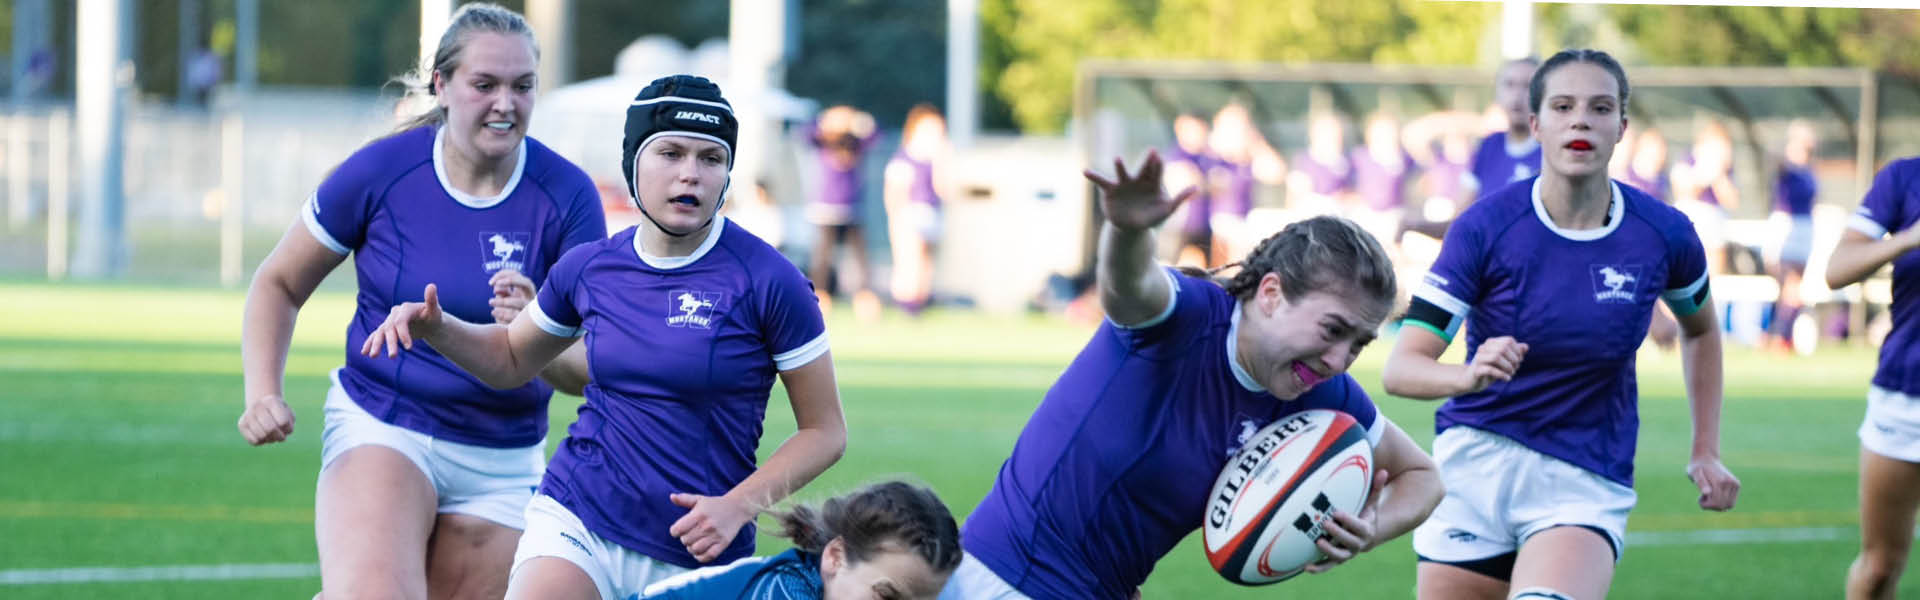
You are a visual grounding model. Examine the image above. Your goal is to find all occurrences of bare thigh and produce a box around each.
[427,513,523,600]
[1856,450,1920,587]
[1509,526,1615,599]
[1417,561,1508,600]
[316,445,438,600]
[506,557,601,600]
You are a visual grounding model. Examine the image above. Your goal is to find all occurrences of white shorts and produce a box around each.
[510,494,690,600]
[1768,212,1815,266]
[319,370,545,530]
[1412,427,1636,566]
[937,552,1030,600]
[1860,385,1920,463]
[904,202,943,243]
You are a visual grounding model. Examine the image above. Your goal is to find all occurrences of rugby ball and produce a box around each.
[1202,409,1373,585]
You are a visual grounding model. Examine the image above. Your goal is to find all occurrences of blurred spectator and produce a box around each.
[1675,119,1740,275]
[1205,101,1286,265]
[1286,111,1354,216]
[1764,120,1819,353]
[1161,112,1220,268]
[804,105,883,321]
[884,103,951,316]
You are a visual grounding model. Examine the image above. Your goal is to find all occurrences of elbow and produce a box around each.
[822,425,849,465]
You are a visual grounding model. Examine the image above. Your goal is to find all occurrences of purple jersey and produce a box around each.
[304,126,606,447]
[1849,158,1920,395]
[1168,146,1220,235]
[1469,132,1541,198]
[805,122,880,224]
[1207,157,1256,219]
[1291,152,1354,197]
[962,269,1386,600]
[527,217,829,569]
[1623,168,1671,204]
[1352,148,1415,211]
[1422,152,1473,203]
[1775,163,1817,216]
[890,152,941,208]
[1403,178,1708,487]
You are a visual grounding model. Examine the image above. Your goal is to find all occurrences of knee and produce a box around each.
[1855,549,1911,586]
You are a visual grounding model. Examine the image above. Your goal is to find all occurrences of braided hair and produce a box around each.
[1192,215,1396,308]
[773,480,963,574]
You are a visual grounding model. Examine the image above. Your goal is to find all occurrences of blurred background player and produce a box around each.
[1617,127,1672,204]
[1826,155,1920,600]
[234,4,607,599]
[638,480,963,600]
[1675,119,1741,276]
[1616,126,1681,349]
[1161,112,1220,268]
[1469,57,1543,199]
[805,104,884,320]
[363,74,848,600]
[884,103,952,317]
[1350,111,1416,261]
[1205,101,1287,265]
[1287,111,1355,216]
[1384,49,1740,600]
[1764,121,1819,353]
[942,152,1442,600]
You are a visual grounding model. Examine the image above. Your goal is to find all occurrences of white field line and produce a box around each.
[0,562,318,585]
[1,526,1909,585]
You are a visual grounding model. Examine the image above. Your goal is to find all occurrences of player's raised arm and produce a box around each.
[362,283,575,390]
[1087,151,1196,326]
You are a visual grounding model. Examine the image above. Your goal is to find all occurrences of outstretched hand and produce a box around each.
[360,284,445,358]
[1085,150,1196,232]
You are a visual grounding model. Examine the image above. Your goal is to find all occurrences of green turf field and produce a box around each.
[0,280,1902,598]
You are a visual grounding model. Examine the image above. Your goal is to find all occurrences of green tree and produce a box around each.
[1603,6,1920,77]
[980,0,1495,133]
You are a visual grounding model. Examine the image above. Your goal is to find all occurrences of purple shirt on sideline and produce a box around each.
[1469,132,1541,199]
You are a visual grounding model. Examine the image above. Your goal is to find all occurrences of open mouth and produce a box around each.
[667,194,701,207]
[1291,361,1327,389]
[1567,140,1593,151]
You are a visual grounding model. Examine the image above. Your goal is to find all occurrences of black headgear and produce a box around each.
[621,75,738,237]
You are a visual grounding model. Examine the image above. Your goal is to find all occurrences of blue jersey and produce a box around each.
[1403,178,1709,487]
[636,548,822,600]
[962,269,1386,600]
[528,217,829,569]
[1775,163,1817,216]
[1470,132,1541,197]
[305,125,606,448]
[1849,158,1920,395]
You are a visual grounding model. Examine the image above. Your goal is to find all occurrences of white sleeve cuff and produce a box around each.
[1850,212,1889,239]
[302,194,351,255]
[1109,267,1180,330]
[1366,414,1390,448]
[773,332,830,371]
[528,298,585,338]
